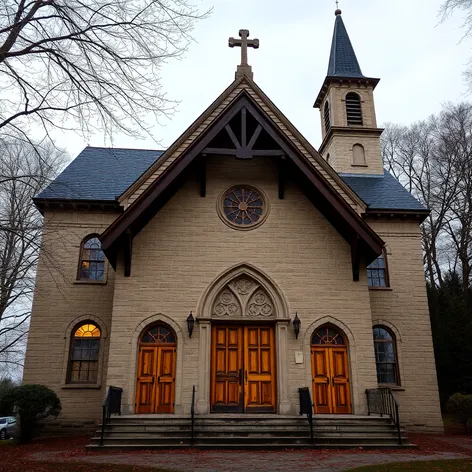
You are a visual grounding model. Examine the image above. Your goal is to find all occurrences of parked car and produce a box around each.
[0,417,18,440]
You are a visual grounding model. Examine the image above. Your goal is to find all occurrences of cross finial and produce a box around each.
[229,29,259,79]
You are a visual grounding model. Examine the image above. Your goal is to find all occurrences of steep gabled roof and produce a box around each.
[328,12,364,78]
[99,76,385,276]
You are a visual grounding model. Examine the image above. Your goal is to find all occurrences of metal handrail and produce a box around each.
[298,387,314,444]
[190,385,196,445]
[100,386,123,446]
[365,387,402,445]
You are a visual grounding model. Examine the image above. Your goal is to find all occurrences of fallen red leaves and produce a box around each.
[0,433,470,472]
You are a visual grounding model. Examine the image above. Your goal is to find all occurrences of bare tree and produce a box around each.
[440,0,472,88]
[382,102,472,293]
[0,138,65,376]
[0,0,209,143]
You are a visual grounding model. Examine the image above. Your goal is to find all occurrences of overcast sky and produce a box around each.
[52,0,472,158]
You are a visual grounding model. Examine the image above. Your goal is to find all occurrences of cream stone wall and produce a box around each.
[366,219,443,433]
[106,155,379,417]
[323,133,384,175]
[22,210,119,426]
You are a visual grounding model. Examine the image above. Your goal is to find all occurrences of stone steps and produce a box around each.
[88,414,413,450]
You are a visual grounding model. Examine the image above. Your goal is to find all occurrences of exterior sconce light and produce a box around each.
[292,312,301,339]
[187,312,195,338]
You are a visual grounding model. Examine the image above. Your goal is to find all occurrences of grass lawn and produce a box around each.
[350,458,472,471]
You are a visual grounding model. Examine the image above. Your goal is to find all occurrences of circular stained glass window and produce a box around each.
[220,186,268,230]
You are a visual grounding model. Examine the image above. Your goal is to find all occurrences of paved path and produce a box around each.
[31,449,470,472]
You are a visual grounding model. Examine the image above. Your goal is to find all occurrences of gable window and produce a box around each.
[367,251,389,288]
[324,102,331,133]
[346,92,363,125]
[68,323,101,384]
[373,326,399,385]
[78,236,105,281]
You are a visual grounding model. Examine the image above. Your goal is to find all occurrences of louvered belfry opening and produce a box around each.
[345,92,363,125]
[324,102,331,133]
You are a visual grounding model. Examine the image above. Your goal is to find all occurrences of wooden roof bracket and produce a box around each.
[351,233,361,282]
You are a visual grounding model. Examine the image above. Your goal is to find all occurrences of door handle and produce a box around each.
[245,371,248,384]
[326,377,330,385]
[239,368,243,385]
[331,377,334,387]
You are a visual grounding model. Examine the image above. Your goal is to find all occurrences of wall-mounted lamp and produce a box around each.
[187,312,195,338]
[292,312,301,339]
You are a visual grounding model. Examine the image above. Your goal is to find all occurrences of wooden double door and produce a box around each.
[135,345,176,414]
[211,325,276,413]
[311,346,351,414]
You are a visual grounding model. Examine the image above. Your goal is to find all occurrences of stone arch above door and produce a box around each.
[197,263,289,320]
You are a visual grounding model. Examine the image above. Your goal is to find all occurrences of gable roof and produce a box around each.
[328,12,364,78]
[340,171,428,212]
[35,147,163,202]
[98,77,385,274]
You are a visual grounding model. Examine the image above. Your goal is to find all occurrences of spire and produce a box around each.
[327,11,364,78]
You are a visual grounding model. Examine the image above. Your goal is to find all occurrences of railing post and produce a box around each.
[191,385,196,445]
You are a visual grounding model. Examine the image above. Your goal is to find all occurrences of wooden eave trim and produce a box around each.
[314,76,381,108]
[319,126,384,155]
[364,208,430,223]
[33,198,122,214]
[245,78,365,210]
[100,91,384,261]
[118,77,246,203]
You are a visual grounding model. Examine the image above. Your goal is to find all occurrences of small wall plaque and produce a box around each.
[295,351,304,364]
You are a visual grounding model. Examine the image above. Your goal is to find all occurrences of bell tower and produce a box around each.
[315,9,384,175]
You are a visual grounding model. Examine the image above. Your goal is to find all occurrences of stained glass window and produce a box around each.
[69,322,101,384]
[312,326,346,345]
[367,253,388,287]
[222,187,265,228]
[78,236,105,281]
[373,326,399,385]
[141,324,176,344]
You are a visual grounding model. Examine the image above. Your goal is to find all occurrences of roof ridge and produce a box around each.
[85,146,165,152]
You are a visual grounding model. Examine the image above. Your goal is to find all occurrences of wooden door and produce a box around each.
[244,326,276,412]
[136,347,157,414]
[155,347,176,413]
[311,346,351,414]
[136,346,176,414]
[211,326,244,412]
[210,325,276,413]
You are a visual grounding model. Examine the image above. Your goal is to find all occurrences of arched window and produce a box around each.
[140,323,176,344]
[346,92,363,125]
[367,250,389,287]
[68,322,101,383]
[352,144,366,166]
[78,236,105,281]
[312,326,346,346]
[373,326,399,385]
[324,102,331,133]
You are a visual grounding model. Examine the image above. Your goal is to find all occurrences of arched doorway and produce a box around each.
[311,325,351,414]
[135,323,176,414]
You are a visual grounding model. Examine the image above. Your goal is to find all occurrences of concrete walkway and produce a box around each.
[30,444,471,472]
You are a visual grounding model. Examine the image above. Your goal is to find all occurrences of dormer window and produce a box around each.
[346,92,363,125]
[324,101,331,133]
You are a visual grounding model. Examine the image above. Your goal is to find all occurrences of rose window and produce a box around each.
[221,186,266,229]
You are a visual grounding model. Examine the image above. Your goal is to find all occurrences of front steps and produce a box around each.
[87,414,414,450]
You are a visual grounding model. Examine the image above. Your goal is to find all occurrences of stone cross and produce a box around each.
[229,29,259,79]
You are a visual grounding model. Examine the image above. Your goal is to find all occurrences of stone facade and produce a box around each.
[23,155,443,432]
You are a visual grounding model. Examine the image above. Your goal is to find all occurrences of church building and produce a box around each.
[23,10,443,438]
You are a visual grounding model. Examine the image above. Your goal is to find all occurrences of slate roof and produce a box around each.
[327,13,365,78]
[36,147,425,213]
[36,147,163,201]
[340,171,427,212]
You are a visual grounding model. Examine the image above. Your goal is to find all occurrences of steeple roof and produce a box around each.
[327,11,364,78]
